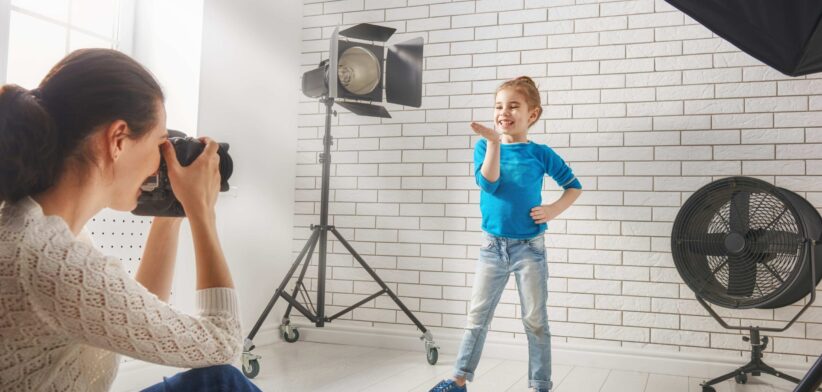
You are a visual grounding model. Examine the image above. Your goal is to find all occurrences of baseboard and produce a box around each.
[287,322,814,381]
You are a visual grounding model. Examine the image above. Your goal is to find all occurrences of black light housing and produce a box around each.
[301,23,424,118]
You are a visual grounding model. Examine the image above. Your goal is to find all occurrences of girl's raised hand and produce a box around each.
[470,122,500,143]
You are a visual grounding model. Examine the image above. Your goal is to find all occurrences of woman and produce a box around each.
[0,49,259,391]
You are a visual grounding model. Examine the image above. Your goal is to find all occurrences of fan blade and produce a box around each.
[729,191,750,233]
[684,233,727,256]
[751,229,801,254]
[726,254,756,297]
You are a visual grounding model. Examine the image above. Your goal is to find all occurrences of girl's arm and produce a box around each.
[480,139,501,182]
[552,187,582,213]
[471,122,501,182]
[531,188,582,224]
[135,217,183,302]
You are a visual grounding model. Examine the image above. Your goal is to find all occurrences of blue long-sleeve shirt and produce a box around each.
[474,138,582,239]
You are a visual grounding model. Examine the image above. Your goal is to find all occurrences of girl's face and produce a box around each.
[108,101,168,212]
[494,87,540,140]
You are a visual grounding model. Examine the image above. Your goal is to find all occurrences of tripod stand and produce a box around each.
[241,97,439,379]
[699,239,821,392]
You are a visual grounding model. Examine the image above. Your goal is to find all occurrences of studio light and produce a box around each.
[301,23,424,118]
[242,24,436,379]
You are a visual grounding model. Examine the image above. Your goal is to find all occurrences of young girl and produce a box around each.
[430,76,582,392]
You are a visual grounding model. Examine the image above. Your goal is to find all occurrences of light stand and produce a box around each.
[242,24,439,378]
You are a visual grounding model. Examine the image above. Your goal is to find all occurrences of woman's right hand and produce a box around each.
[160,137,221,218]
[470,122,500,143]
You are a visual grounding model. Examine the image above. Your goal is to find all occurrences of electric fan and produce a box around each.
[671,177,822,392]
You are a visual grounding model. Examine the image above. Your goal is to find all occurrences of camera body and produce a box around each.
[132,130,233,217]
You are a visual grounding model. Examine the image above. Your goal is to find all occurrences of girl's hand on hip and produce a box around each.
[470,122,500,143]
[530,204,561,224]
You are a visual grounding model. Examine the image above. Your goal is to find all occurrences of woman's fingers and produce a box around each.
[160,141,179,171]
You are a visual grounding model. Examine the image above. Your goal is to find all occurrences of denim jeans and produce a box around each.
[140,364,262,392]
[453,231,552,391]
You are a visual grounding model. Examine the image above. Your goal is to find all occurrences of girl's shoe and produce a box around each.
[429,379,467,392]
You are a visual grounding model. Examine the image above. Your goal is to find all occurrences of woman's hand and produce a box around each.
[160,137,221,217]
[470,122,500,143]
[530,204,563,224]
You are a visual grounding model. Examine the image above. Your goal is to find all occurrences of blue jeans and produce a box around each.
[453,232,552,391]
[140,364,261,392]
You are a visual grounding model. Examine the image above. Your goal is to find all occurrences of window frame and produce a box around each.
[0,0,135,85]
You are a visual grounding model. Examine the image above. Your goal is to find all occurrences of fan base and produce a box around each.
[700,329,810,390]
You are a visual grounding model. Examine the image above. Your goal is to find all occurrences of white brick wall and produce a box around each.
[296,0,822,363]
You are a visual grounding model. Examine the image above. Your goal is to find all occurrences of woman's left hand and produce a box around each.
[530,204,562,224]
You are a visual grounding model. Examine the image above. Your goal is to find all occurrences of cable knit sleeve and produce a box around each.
[23,227,242,368]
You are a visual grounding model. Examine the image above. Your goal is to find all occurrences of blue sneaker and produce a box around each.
[429,379,467,392]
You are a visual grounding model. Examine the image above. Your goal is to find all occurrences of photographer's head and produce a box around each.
[0,48,167,211]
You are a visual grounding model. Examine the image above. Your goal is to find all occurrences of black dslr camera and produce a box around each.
[132,130,233,217]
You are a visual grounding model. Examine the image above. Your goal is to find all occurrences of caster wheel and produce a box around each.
[426,347,438,365]
[283,328,300,343]
[242,358,260,379]
[702,386,715,392]
[734,373,748,384]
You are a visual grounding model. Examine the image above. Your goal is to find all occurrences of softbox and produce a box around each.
[665,0,822,77]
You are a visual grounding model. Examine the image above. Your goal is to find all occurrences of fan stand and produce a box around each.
[698,239,820,392]
[700,328,799,391]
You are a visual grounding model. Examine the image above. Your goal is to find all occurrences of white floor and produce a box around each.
[116,341,803,392]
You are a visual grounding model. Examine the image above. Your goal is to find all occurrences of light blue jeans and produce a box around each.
[453,231,552,391]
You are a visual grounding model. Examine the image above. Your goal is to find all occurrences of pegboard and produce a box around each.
[85,209,152,276]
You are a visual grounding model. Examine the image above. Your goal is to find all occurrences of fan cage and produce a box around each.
[672,177,809,309]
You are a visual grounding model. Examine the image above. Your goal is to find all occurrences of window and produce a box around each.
[5,0,134,88]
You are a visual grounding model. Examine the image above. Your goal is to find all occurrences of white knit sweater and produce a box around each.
[0,197,242,391]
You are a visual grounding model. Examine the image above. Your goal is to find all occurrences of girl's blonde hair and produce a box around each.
[496,76,543,127]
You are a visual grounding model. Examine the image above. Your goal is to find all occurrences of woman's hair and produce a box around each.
[496,76,543,127]
[0,48,164,204]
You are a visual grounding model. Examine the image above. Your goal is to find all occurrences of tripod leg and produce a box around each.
[329,227,428,332]
[760,364,802,384]
[329,227,440,364]
[246,228,321,341]
[794,354,822,392]
[702,367,742,387]
[284,232,320,319]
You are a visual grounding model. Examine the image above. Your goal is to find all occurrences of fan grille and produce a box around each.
[709,192,800,298]
[673,177,805,309]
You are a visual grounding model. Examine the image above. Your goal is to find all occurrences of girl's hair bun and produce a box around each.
[514,76,537,87]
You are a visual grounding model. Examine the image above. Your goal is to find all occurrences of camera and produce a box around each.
[132,130,233,217]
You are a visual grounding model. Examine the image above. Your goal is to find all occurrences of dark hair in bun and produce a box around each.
[0,48,164,203]
[496,75,543,127]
